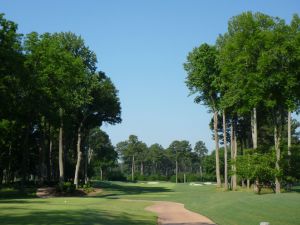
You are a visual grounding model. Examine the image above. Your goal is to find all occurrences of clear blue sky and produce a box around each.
[1,1,299,151]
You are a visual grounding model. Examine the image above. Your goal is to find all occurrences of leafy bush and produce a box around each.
[56,182,76,193]
[82,182,94,193]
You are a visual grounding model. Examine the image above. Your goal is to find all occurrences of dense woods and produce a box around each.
[184,12,300,193]
[0,13,121,188]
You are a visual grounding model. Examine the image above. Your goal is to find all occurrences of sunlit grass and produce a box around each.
[1,182,299,225]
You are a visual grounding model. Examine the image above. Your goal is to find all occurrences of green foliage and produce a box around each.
[88,128,118,177]
[0,13,122,186]
[236,149,277,183]
[56,182,76,193]
[282,145,300,183]
[105,170,127,181]
[184,43,220,110]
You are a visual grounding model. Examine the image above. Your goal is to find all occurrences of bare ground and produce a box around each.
[146,201,216,225]
[36,187,102,198]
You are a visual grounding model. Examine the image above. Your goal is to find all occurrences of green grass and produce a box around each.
[95,181,300,225]
[1,182,300,225]
[0,196,156,225]
[0,187,37,198]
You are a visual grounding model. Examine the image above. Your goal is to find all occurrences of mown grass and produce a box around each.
[0,187,37,198]
[0,196,156,225]
[95,181,300,225]
[1,181,299,225]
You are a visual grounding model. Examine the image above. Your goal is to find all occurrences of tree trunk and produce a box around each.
[38,144,43,183]
[49,134,53,181]
[242,179,245,188]
[21,124,30,191]
[46,123,51,182]
[232,120,237,191]
[247,179,250,189]
[7,144,12,184]
[131,155,135,181]
[176,159,178,183]
[214,111,221,187]
[100,167,103,181]
[223,110,228,190]
[230,122,234,189]
[274,124,281,194]
[38,118,46,184]
[288,110,291,156]
[58,108,64,183]
[74,122,83,189]
[84,148,88,184]
[0,169,3,184]
[199,165,203,179]
[251,108,257,149]
[140,161,144,176]
[234,127,238,189]
[251,108,258,192]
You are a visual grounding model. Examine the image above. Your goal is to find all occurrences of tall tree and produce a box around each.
[87,128,117,181]
[116,135,145,181]
[218,12,282,190]
[194,140,208,179]
[222,110,228,190]
[184,43,222,187]
[168,140,192,183]
[257,16,300,193]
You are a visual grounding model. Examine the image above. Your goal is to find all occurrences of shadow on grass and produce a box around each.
[0,208,155,225]
[0,199,47,204]
[0,187,37,199]
[92,181,172,198]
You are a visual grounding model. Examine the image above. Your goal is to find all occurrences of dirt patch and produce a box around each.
[146,201,216,225]
[86,188,103,196]
[36,187,57,198]
[36,187,102,198]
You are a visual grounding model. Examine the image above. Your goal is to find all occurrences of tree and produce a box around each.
[72,71,121,188]
[184,43,222,187]
[168,140,192,183]
[116,135,145,181]
[218,12,286,191]
[148,144,165,174]
[87,128,117,181]
[0,13,25,185]
[194,141,208,178]
[257,16,300,193]
[24,32,89,183]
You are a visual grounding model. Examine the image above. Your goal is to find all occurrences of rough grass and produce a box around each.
[1,182,300,225]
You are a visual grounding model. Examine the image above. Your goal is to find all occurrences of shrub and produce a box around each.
[56,182,76,193]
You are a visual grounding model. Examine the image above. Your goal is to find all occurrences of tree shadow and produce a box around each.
[0,199,47,204]
[92,181,172,198]
[0,207,155,225]
[0,187,37,199]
